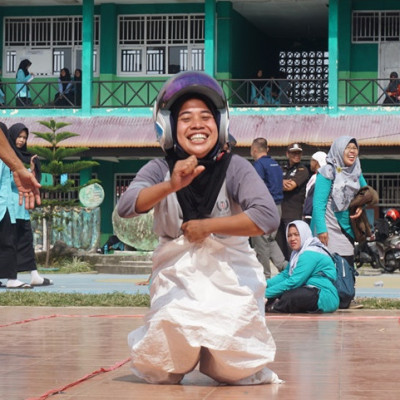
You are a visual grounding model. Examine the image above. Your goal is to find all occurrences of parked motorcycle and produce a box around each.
[372,209,400,273]
[354,238,383,270]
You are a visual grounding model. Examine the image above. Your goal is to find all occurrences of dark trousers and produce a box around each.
[0,211,17,279]
[266,286,320,313]
[16,219,37,272]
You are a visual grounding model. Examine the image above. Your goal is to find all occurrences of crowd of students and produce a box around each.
[12,59,82,107]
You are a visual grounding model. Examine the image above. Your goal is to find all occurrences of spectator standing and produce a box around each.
[250,138,286,277]
[73,68,82,106]
[311,136,366,308]
[0,123,33,289]
[16,59,34,107]
[278,143,309,259]
[303,151,327,223]
[8,123,53,286]
[251,69,266,105]
[265,220,339,314]
[118,71,280,385]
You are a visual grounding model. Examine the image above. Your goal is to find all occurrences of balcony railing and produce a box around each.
[338,78,398,106]
[0,78,397,109]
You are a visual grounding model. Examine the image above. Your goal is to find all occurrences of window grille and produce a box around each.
[4,16,100,47]
[118,14,204,75]
[364,173,400,207]
[353,11,400,42]
[115,174,136,204]
[4,16,100,75]
[121,49,142,72]
[5,50,16,73]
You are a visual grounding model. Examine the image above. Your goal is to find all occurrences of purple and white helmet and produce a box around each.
[153,71,229,152]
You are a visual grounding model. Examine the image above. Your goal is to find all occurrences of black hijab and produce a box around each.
[17,59,32,77]
[0,122,8,139]
[165,94,232,222]
[8,123,41,182]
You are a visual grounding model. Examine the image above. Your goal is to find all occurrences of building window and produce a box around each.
[115,174,136,205]
[118,14,204,75]
[364,173,400,208]
[3,16,100,76]
[353,11,400,42]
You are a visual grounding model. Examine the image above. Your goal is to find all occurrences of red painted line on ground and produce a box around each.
[2,313,399,329]
[0,314,145,328]
[25,357,131,400]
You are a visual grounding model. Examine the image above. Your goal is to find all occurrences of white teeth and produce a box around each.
[189,134,207,141]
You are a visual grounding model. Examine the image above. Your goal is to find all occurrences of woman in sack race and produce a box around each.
[117,71,281,386]
[311,136,367,308]
[265,220,339,313]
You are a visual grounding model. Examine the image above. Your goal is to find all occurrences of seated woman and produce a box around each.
[265,220,339,313]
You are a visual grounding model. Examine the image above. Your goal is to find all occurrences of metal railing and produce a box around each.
[0,80,81,108]
[338,78,399,106]
[0,77,398,109]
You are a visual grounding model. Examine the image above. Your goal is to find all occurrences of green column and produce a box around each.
[328,0,339,113]
[205,0,216,76]
[99,3,117,75]
[82,0,94,114]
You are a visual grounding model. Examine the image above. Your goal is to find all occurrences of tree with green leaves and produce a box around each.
[29,119,99,267]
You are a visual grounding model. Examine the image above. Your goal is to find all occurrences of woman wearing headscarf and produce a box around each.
[54,68,73,106]
[8,123,53,286]
[16,59,34,107]
[118,71,281,385]
[0,123,32,288]
[72,68,82,106]
[383,71,400,104]
[311,136,367,273]
[266,220,339,313]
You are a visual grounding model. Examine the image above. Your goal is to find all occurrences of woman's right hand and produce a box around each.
[170,155,205,191]
[318,232,328,246]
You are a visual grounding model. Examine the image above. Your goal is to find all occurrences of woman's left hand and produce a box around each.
[350,206,363,219]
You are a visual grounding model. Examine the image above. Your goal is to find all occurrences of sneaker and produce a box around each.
[349,300,364,309]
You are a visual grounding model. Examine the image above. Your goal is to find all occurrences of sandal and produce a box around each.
[31,277,53,287]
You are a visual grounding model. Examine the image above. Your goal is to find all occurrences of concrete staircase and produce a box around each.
[81,251,153,274]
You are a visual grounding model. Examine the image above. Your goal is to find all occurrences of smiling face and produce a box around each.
[15,130,28,149]
[343,142,358,167]
[287,225,301,251]
[176,98,218,159]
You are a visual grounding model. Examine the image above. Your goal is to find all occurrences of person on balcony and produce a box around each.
[251,69,267,105]
[383,71,400,104]
[72,68,82,106]
[16,59,34,107]
[54,68,73,106]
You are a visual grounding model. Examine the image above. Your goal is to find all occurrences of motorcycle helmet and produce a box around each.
[385,208,400,222]
[153,71,229,152]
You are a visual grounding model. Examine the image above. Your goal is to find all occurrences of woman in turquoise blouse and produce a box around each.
[16,59,34,107]
[8,123,53,287]
[266,220,339,313]
[311,136,366,267]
